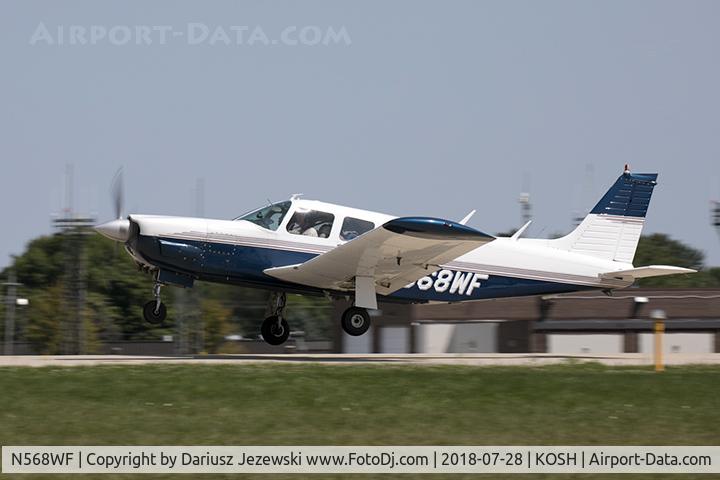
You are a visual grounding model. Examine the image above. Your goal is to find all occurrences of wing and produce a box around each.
[264,217,494,308]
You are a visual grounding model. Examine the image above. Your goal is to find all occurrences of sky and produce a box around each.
[1,0,719,268]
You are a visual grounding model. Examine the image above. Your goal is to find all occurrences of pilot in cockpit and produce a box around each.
[300,219,319,237]
[287,212,317,237]
[287,210,331,238]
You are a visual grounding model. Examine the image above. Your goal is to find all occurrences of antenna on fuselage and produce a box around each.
[459,209,476,225]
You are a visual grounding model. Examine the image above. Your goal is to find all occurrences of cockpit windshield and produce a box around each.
[234,201,291,231]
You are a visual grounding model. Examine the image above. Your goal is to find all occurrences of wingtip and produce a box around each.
[384,217,494,241]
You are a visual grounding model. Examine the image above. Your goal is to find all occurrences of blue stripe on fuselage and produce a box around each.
[135,235,593,302]
[393,269,592,301]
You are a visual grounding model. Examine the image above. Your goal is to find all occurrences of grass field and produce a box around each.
[1,362,719,479]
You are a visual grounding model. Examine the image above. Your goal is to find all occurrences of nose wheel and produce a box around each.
[143,282,167,325]
[261,315,290,345]
[341,307,371,336]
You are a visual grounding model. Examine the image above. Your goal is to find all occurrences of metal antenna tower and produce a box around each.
[52,164,96,355]
[175,177,206,355]
[519,172,532,226]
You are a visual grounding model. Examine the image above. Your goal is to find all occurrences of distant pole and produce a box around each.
[651,309,666,372]
[65,163,74,217]
[519,192,531,226]
[518,172,532,227]
[572,163,596,226]
[194,178,205,353]
[3,270,20,355]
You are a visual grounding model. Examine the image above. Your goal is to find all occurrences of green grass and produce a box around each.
[1,362,719,479]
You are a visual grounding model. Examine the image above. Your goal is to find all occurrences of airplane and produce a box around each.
[95,166,695,345]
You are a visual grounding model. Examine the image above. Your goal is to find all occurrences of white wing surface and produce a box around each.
[264,217,494,308]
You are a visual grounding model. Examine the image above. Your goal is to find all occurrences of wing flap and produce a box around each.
[264,217,494,298]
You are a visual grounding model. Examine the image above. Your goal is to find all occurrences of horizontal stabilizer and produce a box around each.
[600,265,697,281]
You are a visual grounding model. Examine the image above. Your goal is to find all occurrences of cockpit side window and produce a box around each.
[340,217,375,241]
[235,201,291,231]
[286,209,335,239]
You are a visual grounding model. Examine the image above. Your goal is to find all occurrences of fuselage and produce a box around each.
[123,198,632,304]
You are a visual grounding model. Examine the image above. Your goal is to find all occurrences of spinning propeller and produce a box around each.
[94,167,132,243]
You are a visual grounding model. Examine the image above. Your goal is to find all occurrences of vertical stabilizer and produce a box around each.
[550,167,658,264]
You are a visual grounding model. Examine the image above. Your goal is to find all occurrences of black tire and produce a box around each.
[341,307,371,336]
[143,300,167,325]
[261,316,290,345]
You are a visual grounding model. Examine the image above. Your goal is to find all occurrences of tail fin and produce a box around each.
[550,167,658,264]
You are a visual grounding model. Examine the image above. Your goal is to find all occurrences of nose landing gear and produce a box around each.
[261,292,290,345]
[261,316,289,346]
[143,282,167,324]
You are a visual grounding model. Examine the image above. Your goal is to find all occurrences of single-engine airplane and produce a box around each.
[95,166,695,345]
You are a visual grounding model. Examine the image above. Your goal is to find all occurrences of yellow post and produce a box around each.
[651,309,667,372]
[654,320,664,372]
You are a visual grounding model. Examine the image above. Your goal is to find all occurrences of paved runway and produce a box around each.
[1,353,720,367]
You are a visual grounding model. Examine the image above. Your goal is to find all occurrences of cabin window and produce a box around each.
[235,201,291,231]
[286,209,335,238]
[340,217,375,241]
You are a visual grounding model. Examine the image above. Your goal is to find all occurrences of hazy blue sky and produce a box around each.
[1,0,720,268]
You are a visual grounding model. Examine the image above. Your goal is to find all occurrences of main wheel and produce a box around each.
[261,316,290,345]
[143,300,167,324]
[341,307,371,336]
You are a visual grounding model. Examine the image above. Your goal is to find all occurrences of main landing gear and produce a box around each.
[341,306,371,336]
[258,293,373,345]
[261,292,290,346]
[143,282,167,325]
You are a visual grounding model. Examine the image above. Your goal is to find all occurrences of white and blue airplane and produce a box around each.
[95,166,694,345]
